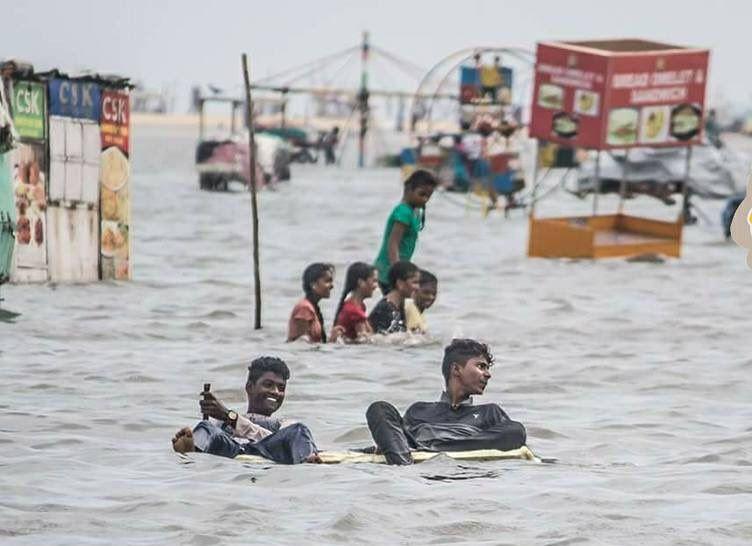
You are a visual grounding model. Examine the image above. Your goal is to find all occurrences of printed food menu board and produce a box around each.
[529,40,710,150]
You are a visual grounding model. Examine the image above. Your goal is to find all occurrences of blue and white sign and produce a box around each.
[49,79,101,121]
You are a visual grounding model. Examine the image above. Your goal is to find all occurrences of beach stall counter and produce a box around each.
[527,39,709,259]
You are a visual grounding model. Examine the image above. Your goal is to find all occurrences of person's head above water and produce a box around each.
[403,169,437,211]
[414,269,438,312]
[334,261,377,324]
[245,356,290,416]
[302,262,334,301]
[388,260,420,297]
[441,339,494,400]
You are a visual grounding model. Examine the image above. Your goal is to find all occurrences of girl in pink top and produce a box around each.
[287,263,340,343]
[333,262,378,343]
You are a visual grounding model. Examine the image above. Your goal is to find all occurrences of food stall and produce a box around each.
[47,75,102,282]
[1,60,133,284]
[527,39,709,259]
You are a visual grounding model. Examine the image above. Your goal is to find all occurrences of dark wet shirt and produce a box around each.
[368,298,406,334]
[403,392,512,447]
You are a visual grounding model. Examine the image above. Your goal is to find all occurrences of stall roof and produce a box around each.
[543,39,706,56]
[0,60,132,88]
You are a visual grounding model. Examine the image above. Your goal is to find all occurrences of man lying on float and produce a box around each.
[172,356,320,464]
[365,339,527,465]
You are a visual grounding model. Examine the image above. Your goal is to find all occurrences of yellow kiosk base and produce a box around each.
[236,446,540,465]
[528,214,682,259]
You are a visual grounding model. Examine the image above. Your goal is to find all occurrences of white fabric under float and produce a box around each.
[235,446,541,465]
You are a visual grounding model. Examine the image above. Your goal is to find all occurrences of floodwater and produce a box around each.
[2,124,751,545]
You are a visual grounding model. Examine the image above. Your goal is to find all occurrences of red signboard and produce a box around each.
[100,90,130,153]
[529,40,710,150]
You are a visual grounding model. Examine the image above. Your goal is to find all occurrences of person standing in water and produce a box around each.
[374,169,437,295]
[287,263,342,343]
[368,261,420,334]
[404,268,438,333]
[333,262,379,343]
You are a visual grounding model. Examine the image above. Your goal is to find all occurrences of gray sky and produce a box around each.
[2,0,749,111]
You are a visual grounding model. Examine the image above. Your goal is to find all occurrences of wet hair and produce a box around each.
[403,170,437,230]
[404,169,438,192]
[302,262,334,343]
[388,260,419,291]
[247,356,290,386]
[441,339,494,384]
[333,261,376,330]
[419,269,437,287]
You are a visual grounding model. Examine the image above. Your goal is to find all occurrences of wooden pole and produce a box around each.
[242,53,262,330]
[358,31,370,168]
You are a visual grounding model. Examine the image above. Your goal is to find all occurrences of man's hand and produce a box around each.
[199,391,230,421]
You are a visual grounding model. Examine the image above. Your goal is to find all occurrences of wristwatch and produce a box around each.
[225,410,238,427]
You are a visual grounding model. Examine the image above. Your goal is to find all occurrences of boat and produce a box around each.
[195,94,292,191]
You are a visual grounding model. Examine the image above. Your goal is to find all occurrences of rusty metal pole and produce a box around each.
[617,149,630,215]
[592,150,602,216]
[242,53,262,330]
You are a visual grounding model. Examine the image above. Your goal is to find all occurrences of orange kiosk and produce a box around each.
[527,39,710,259]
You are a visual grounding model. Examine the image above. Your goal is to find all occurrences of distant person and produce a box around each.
[705,109,722,148]
[333,262,379,343]
[368,261,420,334]
[171,356,321,464]
[404,269,438,333]
[288,263,342,343]
[323,126,340,164]
[373,169,437,294]
[365,339,527,465]
[480,55,503,101]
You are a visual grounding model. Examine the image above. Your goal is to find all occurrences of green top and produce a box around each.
[374,202,422,285]
[0,153,16,283]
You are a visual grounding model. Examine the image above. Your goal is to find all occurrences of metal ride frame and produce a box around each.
[407,47,536,214]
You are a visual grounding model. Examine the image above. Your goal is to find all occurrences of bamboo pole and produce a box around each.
[242,53,262,330]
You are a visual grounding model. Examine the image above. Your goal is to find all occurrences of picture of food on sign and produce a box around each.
[14,143,47,210]
[101,146,130,192]
[574,89,599,116]
[670,103,701,141]
[607,108,639,146]
[551,112,579,138]
[538,84,564,110]
[101,220,128,258]
[34,218,43,245]
[16,214,31,245]
[101,185,128,222]
[115,259,129,280]
[639,105,670,144]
